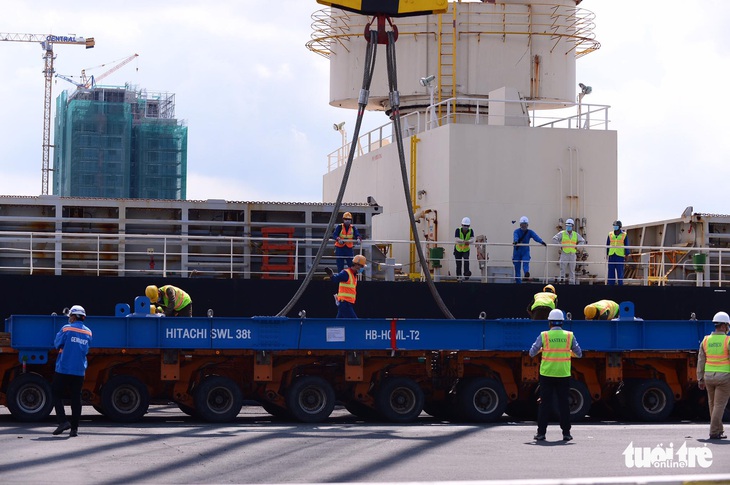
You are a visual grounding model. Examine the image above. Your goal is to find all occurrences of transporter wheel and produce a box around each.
[101,375,150,423]
[456,377,508,423]
[375,377,424,423]
[557,379,592,422]
[6,373,54,422]
[628,379,675,422]
[286,375,336,423]
[194,376,243,423]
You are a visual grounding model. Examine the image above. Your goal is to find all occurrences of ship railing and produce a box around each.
[326,98,610,171]
[0,231,726,287]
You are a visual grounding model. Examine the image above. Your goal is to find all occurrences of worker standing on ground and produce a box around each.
[52,305,92,437]
[697,311,730,440]
[331,212,362,272]
[552,219,586,285]
[325,255,366,318]
[607,220,629,285]
[527,284,558,320]
[454,217,474,281]
[584,300,620,320]
[512,216,547,284]
[529,308,582,442]
[146,285,192,317]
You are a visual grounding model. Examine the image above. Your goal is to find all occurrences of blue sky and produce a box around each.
[1,1,728,225]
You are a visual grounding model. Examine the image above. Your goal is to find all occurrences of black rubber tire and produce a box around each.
[627,379,675,422]
[286,375,336,423]
[456,377,508,423]
[194,376,243,423]
[92,404,107,416]
[375,376,424,423]
[558,379,592,422]
[344,400,381,421]
[6,373,54,422]
[101,375,150,423]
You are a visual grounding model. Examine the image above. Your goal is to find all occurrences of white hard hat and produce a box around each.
[712,311,730,325]
[461,217,471,226]
[519,216,529,224]
[548,309,564,322]
[69,305,86,317]
[566,218,574,225]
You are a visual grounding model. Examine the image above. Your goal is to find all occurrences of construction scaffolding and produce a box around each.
[53,85,187,200]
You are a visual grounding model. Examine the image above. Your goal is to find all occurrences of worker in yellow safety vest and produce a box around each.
[454,217,475,281]
[526,284,558,320]
[583,300,620,320]
[145,285,192,317]
[331,212,362,272]
[551,219,586,285]
[606,220,630,286]
[529,308,582,441]
[325,254,366,318]
[698,311,730,439]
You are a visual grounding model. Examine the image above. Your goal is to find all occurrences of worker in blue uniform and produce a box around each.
[606,220,629,285]
[331,212,362,272]
[512,216,546,283]
[52,305,92,437]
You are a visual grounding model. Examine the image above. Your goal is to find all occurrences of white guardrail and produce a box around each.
[0,231,726,287]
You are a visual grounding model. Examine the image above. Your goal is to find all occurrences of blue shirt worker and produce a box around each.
[146,285,192,317]
[606,220,629,285]
[512,216,546,283]
[529,308,582,442]
[325,254,366,318]
[52,305,92,437]
[454,217,474,281]
[331,212,362,272]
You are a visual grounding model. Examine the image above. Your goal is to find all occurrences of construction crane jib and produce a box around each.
[0,32,95,195]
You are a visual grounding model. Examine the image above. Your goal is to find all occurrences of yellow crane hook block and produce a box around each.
[316,0,448,17]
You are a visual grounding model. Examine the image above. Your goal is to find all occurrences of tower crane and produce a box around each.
[57,53,139,92]
[0,33,95,195]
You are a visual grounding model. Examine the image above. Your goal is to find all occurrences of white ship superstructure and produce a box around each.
[315,0,618,281]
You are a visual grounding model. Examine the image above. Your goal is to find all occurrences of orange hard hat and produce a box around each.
[343,212,352,220]
[584,305,597,320]
[352,254,367,267]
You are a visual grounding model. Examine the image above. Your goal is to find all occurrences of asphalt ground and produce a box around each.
[1,405,729,484]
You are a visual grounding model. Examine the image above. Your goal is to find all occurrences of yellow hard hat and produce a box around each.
[352,254,367,267]
[343,212,352,220]
[584,305,597,320]
[145,285,159,301]
[543,284,555,294]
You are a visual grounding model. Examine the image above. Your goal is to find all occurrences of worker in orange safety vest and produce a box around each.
[331,212,362,272]
[325,254,366,318]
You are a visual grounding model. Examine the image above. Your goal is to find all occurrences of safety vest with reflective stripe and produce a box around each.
[337,268,358,304]
[560,231,578,254]
[335,224,354,248]
[531,292,557,310]
[608,231,627,257]
[702,334,730,373]
[160,285,191,311]
[540,328,573,377]
[455,227,473,252]
[593,300,619,320]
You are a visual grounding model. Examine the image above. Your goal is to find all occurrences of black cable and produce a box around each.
[277,29,379,317]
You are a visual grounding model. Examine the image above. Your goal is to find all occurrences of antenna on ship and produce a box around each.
[277,0,455,319]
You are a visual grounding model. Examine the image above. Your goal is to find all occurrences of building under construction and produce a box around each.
[52,85,187,200]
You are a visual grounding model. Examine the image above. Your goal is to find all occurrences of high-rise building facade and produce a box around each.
[53,86,187,199]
